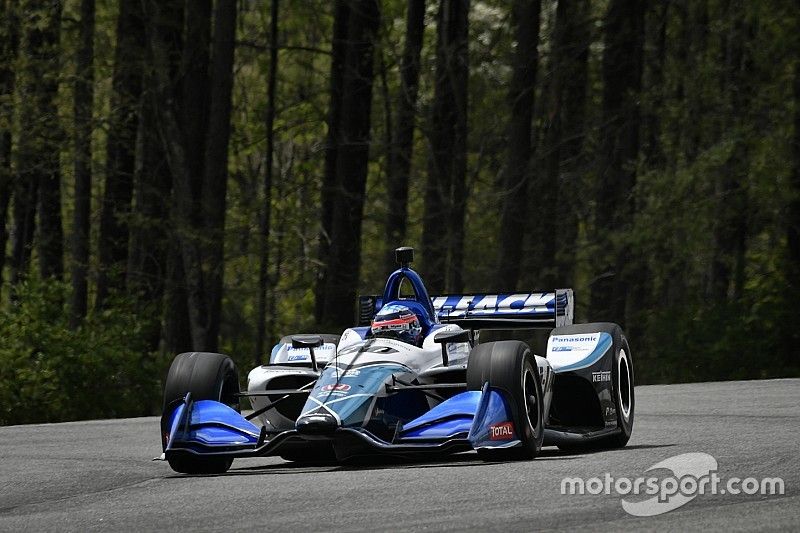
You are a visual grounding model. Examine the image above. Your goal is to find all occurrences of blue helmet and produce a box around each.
[370,304,423,346]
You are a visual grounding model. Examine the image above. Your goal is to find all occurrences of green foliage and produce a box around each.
[3,0,800,427]
[0,280,161,425]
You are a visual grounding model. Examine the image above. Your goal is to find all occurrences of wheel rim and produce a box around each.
[618,349,632,420]
[523,369,539,434]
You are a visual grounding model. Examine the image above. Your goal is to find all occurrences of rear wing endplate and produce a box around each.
[358,289,574,330]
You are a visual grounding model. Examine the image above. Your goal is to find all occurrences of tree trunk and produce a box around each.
[320,0,380,328]
[96,0,147,307]
[315,0,350,322]
[13,1,63,283]
[34,1,64,280]
[182,0,211,212]
[385,0,425,270]
[495,0,540,290]
[70,0,94,327]
[789,43,800,285]
[539,0,589,287]
[422,0,469,293]
[709,1,750,302]
[256,0,279,365]
[201,0,237,351]
[134,0,182,352]
[589,0,645,326]
[130,94,172,350]
[147,0,209,351]
[642,0,668,169]
[0,0,19,297]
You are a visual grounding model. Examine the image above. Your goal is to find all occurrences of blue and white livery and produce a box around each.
[159,247,634,473]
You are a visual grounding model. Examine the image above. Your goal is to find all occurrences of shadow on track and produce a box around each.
[163,444,677,479]
[164,447,593,479]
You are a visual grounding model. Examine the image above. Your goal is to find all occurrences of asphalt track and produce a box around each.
[1,378,798,532]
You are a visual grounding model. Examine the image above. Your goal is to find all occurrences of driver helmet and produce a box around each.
[370,304,423,346]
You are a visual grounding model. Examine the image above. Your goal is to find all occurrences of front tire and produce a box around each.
[161,352,240,474]
[467,341,544,461]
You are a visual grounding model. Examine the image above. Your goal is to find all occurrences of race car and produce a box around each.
[159,247,634,474]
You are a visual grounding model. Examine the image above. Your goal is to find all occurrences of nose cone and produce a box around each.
[296,412,339,435]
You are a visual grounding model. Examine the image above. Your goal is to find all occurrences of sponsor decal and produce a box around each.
[342,369,360,378]
[320,383,351,392]
[592,371,612,382]
[287,344,333,351]
[553,335,597,343]
[432,293,554,316]
[288,354,307,361]
[489,421,515,440]
[552,346,572,352]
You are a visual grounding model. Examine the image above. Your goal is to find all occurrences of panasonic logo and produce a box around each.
[553,335,597,343]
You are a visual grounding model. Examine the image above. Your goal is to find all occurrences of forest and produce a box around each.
[0,0,798,425]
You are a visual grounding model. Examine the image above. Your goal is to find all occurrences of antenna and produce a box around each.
[395,246,414,268]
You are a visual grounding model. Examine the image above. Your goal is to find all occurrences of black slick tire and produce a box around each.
[467,341,544,461]
[161,352,240,474]
[551,322,635,451]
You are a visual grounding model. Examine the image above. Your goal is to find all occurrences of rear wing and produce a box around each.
[357,289,574,330]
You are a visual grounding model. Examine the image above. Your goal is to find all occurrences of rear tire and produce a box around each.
[551,323,634,451]
[161,352,240,474]
[467,341,544,461]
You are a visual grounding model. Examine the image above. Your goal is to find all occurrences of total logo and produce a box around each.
[489,422,515,441]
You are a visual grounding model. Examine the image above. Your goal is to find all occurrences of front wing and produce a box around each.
[162,385,521,462]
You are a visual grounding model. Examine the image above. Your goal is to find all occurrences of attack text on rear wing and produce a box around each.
[358,289,573,330]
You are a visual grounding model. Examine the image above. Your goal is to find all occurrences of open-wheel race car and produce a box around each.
[159,247,634,474]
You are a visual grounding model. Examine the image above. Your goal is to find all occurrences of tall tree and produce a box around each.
[385,0,425,270]
[70,0,94,326]
[641,0,668,169]
[256,0,279,364]
[422,0,469,293]
[589,0,645,325]
[790,36,800,287]
[13,0,63,283]
[315,0,350,322]
[146,0,211,349]
[320,0,380,328]
[709,0,750,302]
[0,0,19,296]
[96,0,147,307]
[495,0,540,290]
[201,0,237,350]
[147,0,236,351]
[182,0,211,209]
[133,0,183,352]
[538,0,590,287]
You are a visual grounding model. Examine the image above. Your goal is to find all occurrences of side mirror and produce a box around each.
[291,335,324,349]
[433,329,470,366]
[291,335,324,369]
